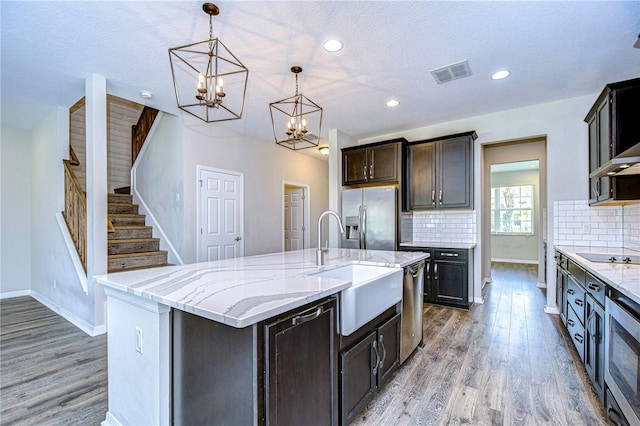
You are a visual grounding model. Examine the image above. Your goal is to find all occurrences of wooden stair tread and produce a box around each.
[108,238,159,243]
[111,225,152,230]
[108,213,145,218]
[108,250,167,259]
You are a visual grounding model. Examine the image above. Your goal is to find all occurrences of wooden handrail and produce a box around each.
[131,106,159,164]
[62,159,87,272]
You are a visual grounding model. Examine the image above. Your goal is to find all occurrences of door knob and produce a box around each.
[234,236,242,241]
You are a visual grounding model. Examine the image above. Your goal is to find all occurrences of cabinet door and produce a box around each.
[587,114,599,204]
[377,313,401,387]
[433,260,468,307]
[369,144,398,183]
[437,136,472,209]
[266,298,338,426]
[585,295,605,402]
[340,331,377,425]
[557,268,568,326]
[407,143,436,210]
[597,99,611,202]
[343,148,369,185]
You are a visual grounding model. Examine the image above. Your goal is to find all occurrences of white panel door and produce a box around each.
[284,187,304,251]
[198,168,243,262]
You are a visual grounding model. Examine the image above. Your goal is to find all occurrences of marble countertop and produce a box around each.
[96,248,429,328]
[554,245,640,305]
[399,242,477,250]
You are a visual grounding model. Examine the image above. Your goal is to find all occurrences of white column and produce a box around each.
[85,74,109,326]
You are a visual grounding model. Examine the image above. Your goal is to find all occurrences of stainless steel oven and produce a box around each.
[605,289,640,425]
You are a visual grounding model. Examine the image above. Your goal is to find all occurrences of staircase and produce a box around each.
[107,193,168,272]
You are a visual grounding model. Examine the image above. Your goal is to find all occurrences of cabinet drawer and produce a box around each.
[567,259,586,285]
[566,276,586,325]
[566,304,585,362]
[585,272,606,307]
[432,249,467,261]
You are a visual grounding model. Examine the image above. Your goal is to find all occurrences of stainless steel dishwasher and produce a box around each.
[400,260,425,363]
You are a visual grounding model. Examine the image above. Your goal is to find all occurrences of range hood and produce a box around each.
[589,142,640,178]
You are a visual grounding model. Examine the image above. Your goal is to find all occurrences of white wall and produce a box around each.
[354,93,595,310]
[182,118,329,263]
[134,113,185,258]
[30,107,96,327]
[490,169,540,263]
[1,127,32,296]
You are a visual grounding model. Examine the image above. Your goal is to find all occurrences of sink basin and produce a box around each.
[313,265,403,336]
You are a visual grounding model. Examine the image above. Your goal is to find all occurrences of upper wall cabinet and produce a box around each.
[585,77,640,206]
[342,139,404,186]
[404,131,476,211]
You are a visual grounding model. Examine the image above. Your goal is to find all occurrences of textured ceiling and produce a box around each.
[2,1,639,152]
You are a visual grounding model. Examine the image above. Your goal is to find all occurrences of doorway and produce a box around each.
[197,166,244,262]
[283,183,310,251]
[482,138,547,288]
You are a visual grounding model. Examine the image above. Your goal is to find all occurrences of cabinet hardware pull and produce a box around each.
[379,335,386,369]
[575,299,583,307]
[431,190,435,205]
[567,319,575,327]
[607,406,624,424]
[587,283,600,291]
[434,264,438,278]
[292,307,323,325]
[574,333,584,344]
[439,190,443,204]
[372,341,380,374]
[567,288,575,295]
[426,262,430,279]
[363,165,367,179]
[370,163,374,179]
[441,252,459,257]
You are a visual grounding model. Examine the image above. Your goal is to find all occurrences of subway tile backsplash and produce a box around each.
[552,200,640,250]
[402,211,476,244]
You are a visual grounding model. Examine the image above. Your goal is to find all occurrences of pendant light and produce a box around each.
[270,66,323,150]
[168,3,248,123]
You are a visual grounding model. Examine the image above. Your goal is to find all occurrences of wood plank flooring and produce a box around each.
[351,263,610,426]
[0,263,610,425]
[0,297,107,425]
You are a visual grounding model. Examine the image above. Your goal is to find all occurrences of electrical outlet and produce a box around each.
[583,223,591,234]
[135,327,143,354]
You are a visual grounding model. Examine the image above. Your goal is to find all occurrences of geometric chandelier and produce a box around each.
[168,3,249,123]
[270,66,323,150]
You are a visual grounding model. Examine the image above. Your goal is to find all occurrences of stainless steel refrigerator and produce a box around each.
[341,186,397,250]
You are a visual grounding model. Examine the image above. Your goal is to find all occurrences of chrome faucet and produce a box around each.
[316,210,345,266]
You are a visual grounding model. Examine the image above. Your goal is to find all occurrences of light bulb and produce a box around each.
[197,73,206,92]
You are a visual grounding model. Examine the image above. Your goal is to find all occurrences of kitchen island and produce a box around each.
[96,248,428,426]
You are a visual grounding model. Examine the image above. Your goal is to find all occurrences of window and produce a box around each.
[491,185,534,234]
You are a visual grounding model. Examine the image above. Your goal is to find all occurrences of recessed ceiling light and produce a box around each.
[140,90,154,99]
[386,99,400,107]
[323,39,343,52]
[491,70,510,80]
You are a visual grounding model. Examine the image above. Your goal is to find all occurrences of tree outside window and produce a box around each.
[490,185,534,234]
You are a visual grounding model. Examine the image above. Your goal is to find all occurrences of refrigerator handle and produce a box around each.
[362,205,367,249]
[358,205,363,249]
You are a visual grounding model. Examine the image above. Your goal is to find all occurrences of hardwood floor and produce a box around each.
[0,297,107,425]
[0,263,610,425]
[352,262,610,426]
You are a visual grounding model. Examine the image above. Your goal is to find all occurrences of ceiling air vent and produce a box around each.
[430,60,472,84]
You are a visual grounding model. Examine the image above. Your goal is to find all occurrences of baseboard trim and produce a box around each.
[537,281,547,289]
[0,289,31,299]
[101,411,123,426]
[491,258,539,265]
[30,291,106,337]
[544,305,561,315]
[473,296,485,304]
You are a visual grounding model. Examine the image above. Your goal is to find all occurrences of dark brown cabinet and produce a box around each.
[555,252,607,404]
[585,77,640,206]
[172,296,338,425]
[342,140,402,186]
[265,297,339,425]
[340,309,400,425]
[404,131,475,210]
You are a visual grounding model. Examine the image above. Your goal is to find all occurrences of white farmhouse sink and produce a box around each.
[312,265,403,336]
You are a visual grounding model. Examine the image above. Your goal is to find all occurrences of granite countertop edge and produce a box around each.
[554,245,640,305]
